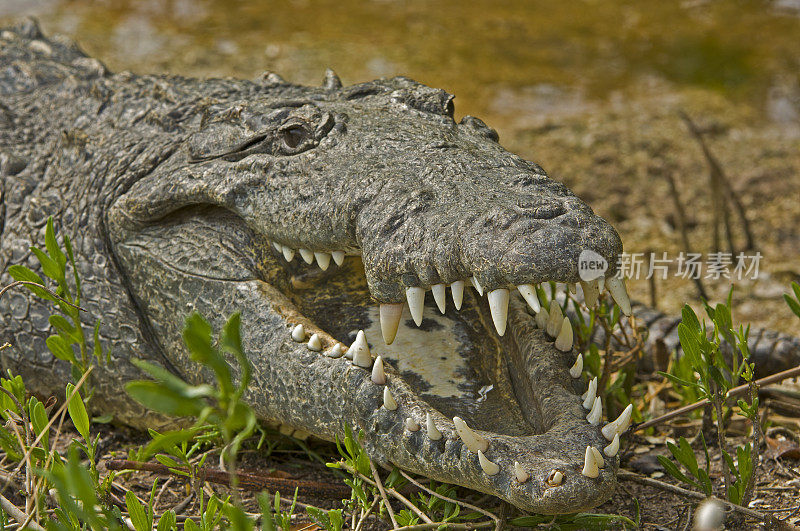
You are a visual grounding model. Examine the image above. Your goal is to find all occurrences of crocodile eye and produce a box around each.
[280,124,310,151]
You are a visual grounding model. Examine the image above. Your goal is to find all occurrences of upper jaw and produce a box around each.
[354,179,623,305]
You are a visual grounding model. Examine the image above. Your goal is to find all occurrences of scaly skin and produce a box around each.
[0,18,629,513]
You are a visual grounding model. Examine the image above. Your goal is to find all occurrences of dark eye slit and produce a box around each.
[189,132,269,163]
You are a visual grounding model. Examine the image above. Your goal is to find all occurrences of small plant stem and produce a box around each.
[397,470,502,531]
[711,386,732,497]
[354,496,379,531]
[631,364,800,433]
[0,280,85,312]
[0,491,45,531]
[617,471,776,524]
[395,522,496,531]
[339,463,433,524]
[368,459,398,529]
[741,379,764,508]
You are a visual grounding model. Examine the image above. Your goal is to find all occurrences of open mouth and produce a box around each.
[255,235,633,513]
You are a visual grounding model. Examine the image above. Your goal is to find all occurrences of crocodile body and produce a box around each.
[5,18,794,514]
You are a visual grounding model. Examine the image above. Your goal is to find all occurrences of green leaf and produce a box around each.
[30,398,49,450]
[221,312,251,393]
[49,314,76,338]
[64,233,81,303]
[184,518,199,531]
[93,321,104,364]
[713,303,735,346]
[31,246,63,283]
[66,383,91,442]
[677,437,699,478]
[697,468,713,496]
[7,265,54,301]
[658,371,700,390]
[784,293,800,318]
[46,334,77,363]
[677,323,705,380]
[125,491,151,531]
[258,491,277,531]
[183,313,232,394]
[156,510,177,531]
[126,381,206,417]
[656,455,696,488]
[680,304,702,333]
[45,217,68,269]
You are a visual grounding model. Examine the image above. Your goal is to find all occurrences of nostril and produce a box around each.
[515,198,566,220]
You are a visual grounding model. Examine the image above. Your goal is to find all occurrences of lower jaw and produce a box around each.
[280,260,618,513]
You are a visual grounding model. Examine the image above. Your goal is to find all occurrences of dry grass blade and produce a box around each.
[631,364,800,433]
[369,458,398,528]
[397,469,501,530]
[338,462,433,525]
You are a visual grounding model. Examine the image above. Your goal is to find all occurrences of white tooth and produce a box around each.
[580,280,600,307]
[616,403,633,434]
[518,284,541,313]
[344,343,354,359]
[514,461,530,483]
[470,276,484,296]
[299,248,314,264]
[582,446,599,478]
[603,403,634,440]
[282,246,296,262]
[555,317,573,351]
[291,324,306,342]
[606,276,631,316]
[582,377,597,409]
[279,424,294,436]
[371,356,386,384]
[432,284,446,314]
[314,252,331,271]
[477,450,500,475]
[383,387,398,410]
[450,281,465,310]
[307,333,321,352]
[425,413,442,441]
[331,250,345,266]
[273,242,282,252]
[405,417,420,432]
[535,307,549,329]
[351,330,372,368]
[487,289,509,336]
[586,396,602,425]
[546,301,563,337]
[569,354,583,378]
[548,470,564,486]
[453,416,489,453]
[379,303,404,345]
[597,277,605,293]
[325,343,345,358]
[604,433,620,457]
[590,446,605,469]
[405,287,425,326]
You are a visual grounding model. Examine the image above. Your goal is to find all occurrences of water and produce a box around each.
[2,0,798,135]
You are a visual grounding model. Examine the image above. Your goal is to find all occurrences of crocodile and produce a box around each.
[4,17,778,514]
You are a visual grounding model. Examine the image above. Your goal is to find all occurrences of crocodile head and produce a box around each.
[108,74,627,513]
